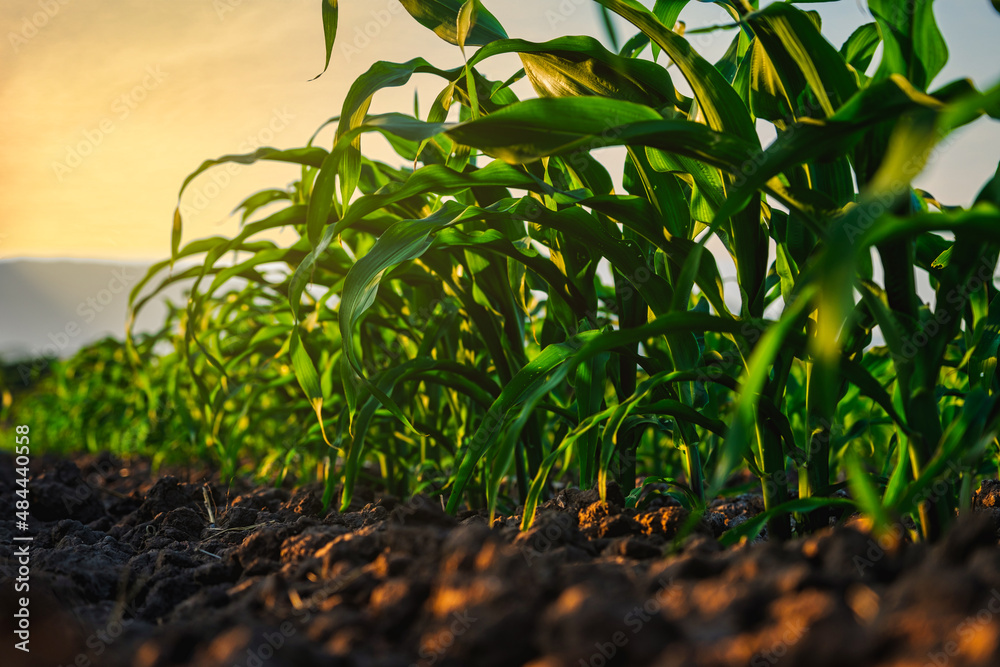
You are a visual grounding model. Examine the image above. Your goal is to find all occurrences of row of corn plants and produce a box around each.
[2,300,333,485]
[7,0,1000,543]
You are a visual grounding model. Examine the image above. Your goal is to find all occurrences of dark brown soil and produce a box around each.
[4,452,1000,667]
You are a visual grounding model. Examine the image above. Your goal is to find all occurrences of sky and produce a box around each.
[0,0,998,263]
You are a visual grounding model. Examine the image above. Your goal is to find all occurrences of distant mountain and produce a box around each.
[0,259,190,361]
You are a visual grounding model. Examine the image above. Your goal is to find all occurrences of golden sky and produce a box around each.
[1,0,998,261]
[0,0,571,260]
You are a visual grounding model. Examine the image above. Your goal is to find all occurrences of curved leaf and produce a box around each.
[311,0,339,81]
[399,0,507,46]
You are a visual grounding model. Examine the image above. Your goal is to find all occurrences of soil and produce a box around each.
[4,452,1000,667]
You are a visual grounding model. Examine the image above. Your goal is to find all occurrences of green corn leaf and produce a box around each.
[516,37,682,109]
[591,0,765,319]
[845,449,893,533]
[868,0,948,91]
[840,23,881,76]
[598,5,620,51]
[521,432,577,531]
[234,189,293,225]
[447,333,597,513]
[748,37,793,121]
[170,208,182,266]
[445,97,756,169]
[456,314,750,518]
[881,434,913,511]
[447,96,658,161]
[711,76,992,228]
[653,0,689,33]
[711,283,819,494]
[399,0,507,46]
[839,353,909,432]
[573,349,610,486]
[340,363,414,510]
[177,147,328,198]
[594,0,758,143]
[456,0,480,57]
[168,146,327,262]
[337,199,564,432]
[339,209,453,371]
[968,293,1000,390]
[857,205,1000,250]
[645,148,726,227]
[718,497,854,546]
[331,58,460,227]
[311,0,339,81]
[889,390,995,516]
[290,328,330,446]
[743,2,858,118]
[291,158,538,321]
[625,476,697,510]
[975,162,1000,207]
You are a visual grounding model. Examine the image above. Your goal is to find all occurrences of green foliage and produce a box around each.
[8,0,1000,542]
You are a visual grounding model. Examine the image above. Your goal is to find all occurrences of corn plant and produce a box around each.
[116,0,1000,541]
